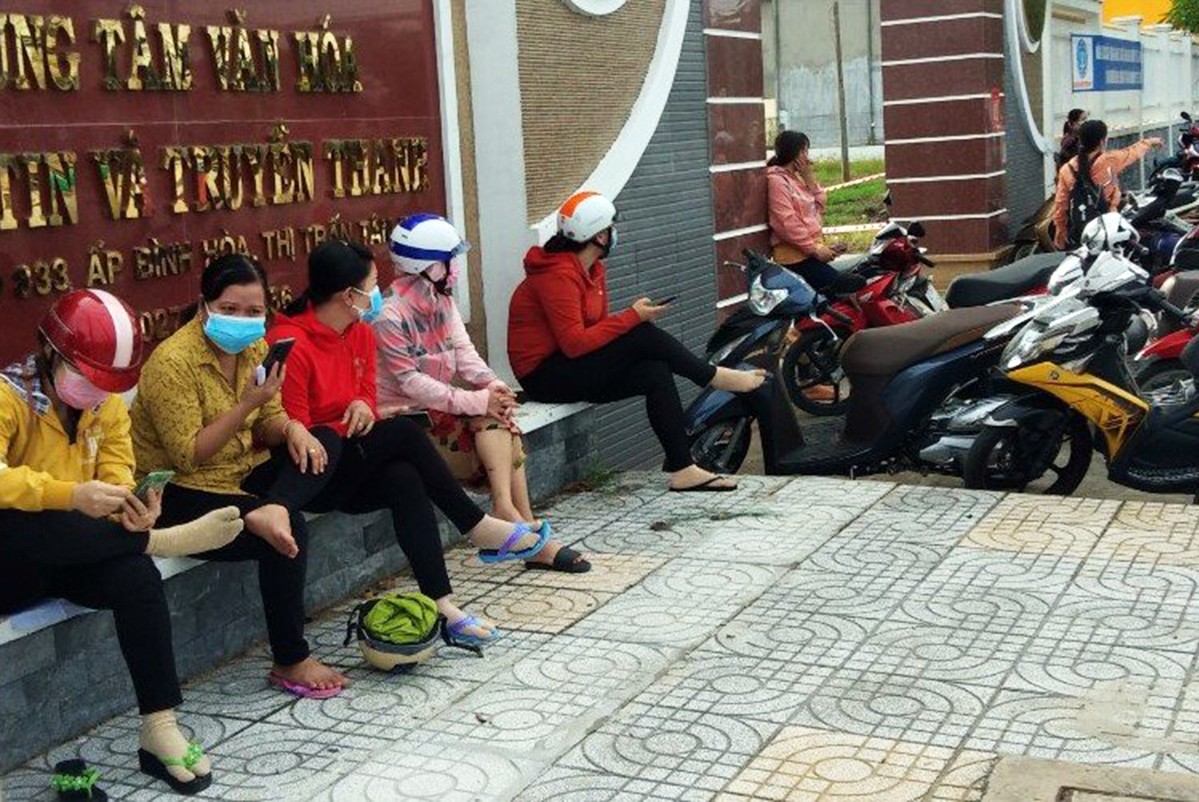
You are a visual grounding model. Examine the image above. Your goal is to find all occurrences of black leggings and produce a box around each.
[783,257,839,293]
[0,511,181,715]
[308,417,487,600]
[156,426,343,667]
[520,323,717,472]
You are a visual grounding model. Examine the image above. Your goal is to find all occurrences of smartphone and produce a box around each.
[259,338,296,381]
[653,295,678,306]
[133,470,175,501]
[396,410,432,428]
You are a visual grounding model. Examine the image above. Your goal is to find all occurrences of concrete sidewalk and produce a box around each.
[5,473,1199,800]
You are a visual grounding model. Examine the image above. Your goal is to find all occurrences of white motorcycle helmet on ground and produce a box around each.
[389,213,471,293]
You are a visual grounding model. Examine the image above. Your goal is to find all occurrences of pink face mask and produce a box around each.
[55,364,109,411]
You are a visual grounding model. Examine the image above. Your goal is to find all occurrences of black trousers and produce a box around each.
[0,511,181,715]
[308,417,487,600]
[783,257,839,293]
[520,323,717,472]
[156,426,343,667]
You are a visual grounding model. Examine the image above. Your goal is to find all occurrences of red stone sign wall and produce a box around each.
[0,1,444,363]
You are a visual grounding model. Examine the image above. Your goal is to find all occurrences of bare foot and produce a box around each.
[245,504,298,558]
[272,657,347,691]
[436,597,497,639]
[668,464,737,491]
[710,367,767,393]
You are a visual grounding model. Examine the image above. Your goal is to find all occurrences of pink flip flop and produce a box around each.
[268,671,344,699]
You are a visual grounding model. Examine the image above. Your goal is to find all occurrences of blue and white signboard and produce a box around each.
[1071,34,1143,92]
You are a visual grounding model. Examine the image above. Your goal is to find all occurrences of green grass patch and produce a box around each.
[824,177,888,228]
[813,158,885,186]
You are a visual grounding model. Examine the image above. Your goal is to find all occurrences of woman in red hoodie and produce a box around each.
[269,240,551,645]
[508,191,765,492]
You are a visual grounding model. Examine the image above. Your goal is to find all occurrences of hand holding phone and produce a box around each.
[653,295,678,306]
[257,338,296,386]
[133,470,175,502]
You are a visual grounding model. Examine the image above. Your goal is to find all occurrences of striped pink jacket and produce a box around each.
[374,275,501,417]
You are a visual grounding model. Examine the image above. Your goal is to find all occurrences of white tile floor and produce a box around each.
[8,472,1199,801]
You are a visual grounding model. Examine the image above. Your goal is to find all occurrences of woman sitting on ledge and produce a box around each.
[507,191,765,492]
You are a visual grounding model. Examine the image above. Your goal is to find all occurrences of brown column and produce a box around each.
[881,0,1008,261]
[705,0,767,314]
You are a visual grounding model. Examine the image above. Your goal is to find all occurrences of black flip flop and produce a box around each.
[138,747,213,796]
[52,760,108,802]
[525,545,592,573]
[670,476,737,493]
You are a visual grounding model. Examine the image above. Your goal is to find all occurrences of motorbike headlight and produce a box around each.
[749,274,788,315]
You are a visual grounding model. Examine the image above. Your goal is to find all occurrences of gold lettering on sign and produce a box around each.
[301,224,327,252]
[45,16,79,90]
[43,151,77,226]
[0,13,80,91]
[93,7,192,91]
[294,15,361,93]
[205,10,280,92]
[91,145,148,220]
[133,238,193,280]
[201,230,252,261]
[0,155,17,230]
[161,135,313,213]
[86,241,123,287]
[323,138,430,199]
[261,226,297,261]
[0,150,79,230]
[13,257,71,298]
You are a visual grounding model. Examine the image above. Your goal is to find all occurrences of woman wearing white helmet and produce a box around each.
[508,192,765,492]
[376,214,589,572]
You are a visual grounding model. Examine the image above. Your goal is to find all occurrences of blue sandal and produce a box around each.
[446,615,502,647]
[478,523,549,564]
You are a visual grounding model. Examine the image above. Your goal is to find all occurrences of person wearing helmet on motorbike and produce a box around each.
[131,254,352,700]
[0,291,245,795]
[509,191,766,492]
[265,238,556,646]
[767,130,847,293]
[1052,118,1164,250]
[376,214,590,574]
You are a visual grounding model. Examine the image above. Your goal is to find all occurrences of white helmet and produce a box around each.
[1080,211,1138,256]
[389,214,470,275]
[558,191,616,243]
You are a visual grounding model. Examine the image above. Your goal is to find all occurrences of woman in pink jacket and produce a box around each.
[375,214,589,573]
[767,130,847,292]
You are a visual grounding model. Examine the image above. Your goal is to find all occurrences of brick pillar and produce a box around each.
[881,0,1008,260]
[705,0,767,314]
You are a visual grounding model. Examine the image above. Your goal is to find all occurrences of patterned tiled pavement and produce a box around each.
[7,473,1199,800]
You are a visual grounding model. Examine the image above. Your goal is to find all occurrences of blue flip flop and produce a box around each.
[446,615,502,648]
[478,523,550,564]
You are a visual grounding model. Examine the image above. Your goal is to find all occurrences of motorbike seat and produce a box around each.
[944,253,1066,308]
[842,304,1021,378]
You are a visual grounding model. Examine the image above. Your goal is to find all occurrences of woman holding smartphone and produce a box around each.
[766,130,846,293]
[507,191,766,492]
[267,239,553,645]
[0,290,244,794]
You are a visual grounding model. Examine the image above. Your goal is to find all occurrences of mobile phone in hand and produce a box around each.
[258,338,296,385]
[653,295,678,306]
[133,470,175,501]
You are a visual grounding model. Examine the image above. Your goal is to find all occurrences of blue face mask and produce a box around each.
[203,304,266,354]
[353,286,384,323]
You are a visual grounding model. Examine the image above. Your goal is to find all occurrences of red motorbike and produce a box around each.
[780,221,942,415]
[1135,271,1199,391]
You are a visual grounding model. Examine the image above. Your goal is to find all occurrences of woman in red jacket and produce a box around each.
[508,191,765,492]
[269,240,551,645]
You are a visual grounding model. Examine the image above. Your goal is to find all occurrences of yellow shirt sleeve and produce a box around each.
[93,396,136,489]
[137,351,204,475]
[0,389,76,511]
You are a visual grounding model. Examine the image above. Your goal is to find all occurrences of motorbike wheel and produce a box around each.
[1137,360,1190,394]
[688,417,752,475]
[962,414,1091,495]
[781,328,851,417]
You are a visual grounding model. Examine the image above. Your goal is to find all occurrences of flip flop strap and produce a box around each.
[51,768,99,795]
[158,742,204,771]
[447,615,479,635]
[495,524,531,559]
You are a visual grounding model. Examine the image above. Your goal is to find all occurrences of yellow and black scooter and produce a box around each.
[962,261,1199,497]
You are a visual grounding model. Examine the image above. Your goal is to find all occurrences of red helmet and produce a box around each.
[38,289,143,392]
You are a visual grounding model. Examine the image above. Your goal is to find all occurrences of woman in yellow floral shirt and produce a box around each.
[131,254,347,699]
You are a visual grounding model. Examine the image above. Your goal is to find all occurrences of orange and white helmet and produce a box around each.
[558,191,616,243]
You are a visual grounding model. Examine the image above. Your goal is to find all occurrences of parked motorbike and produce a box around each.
[684,251,1064,477]
[962,213,1199,496]
[1149,111,1199,182]
[779,221,943,416]
[1132,271,1199,391]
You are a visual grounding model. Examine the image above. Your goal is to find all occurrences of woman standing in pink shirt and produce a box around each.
[767,131,847,292]
[375,214,589,573]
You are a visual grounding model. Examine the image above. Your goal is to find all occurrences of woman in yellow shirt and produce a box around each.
[132,254,359,699]
[0,291,243,795]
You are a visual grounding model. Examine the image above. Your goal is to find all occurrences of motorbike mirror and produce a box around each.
[1183,111,1193,122]
[907,221,926,238]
